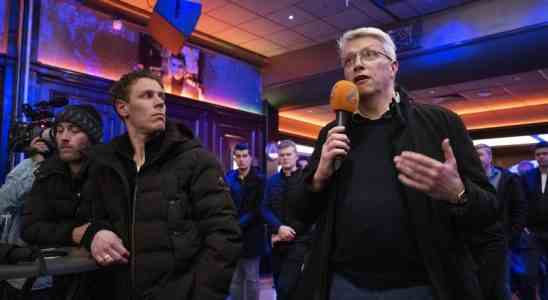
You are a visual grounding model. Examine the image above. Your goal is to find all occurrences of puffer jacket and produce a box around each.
[82,121,242,300]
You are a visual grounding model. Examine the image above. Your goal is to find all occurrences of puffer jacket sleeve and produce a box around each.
[21,176,78,247]
[188,150,242,300]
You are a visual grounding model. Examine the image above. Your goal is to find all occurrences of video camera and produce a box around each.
[8,96,68,152]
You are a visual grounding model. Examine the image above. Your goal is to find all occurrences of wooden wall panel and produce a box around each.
[29,63,266,171]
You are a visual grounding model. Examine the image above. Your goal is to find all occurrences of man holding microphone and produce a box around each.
[292,27,500,300]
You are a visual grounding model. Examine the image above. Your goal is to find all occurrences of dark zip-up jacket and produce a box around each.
[22,155,93,247]
[21,155,114,300]
[496,167,527,236]
[81,121,242,300]
[262,168,311,241]
[523,168,548,233]
[292,91,499,300]
[225,168,267,258]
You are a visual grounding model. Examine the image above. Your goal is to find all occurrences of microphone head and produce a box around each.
[330,80,358,113]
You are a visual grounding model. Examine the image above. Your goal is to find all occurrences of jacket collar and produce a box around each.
[36,154,90,180]
[95,121,201,168]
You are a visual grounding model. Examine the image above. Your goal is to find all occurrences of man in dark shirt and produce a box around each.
[225,143,266,300]
[292,27,498,300]
[475,144,527,300]
[522,142,548,300]
[263,140,311,300]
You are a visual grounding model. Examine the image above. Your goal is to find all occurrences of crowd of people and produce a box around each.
[0,26,547,300]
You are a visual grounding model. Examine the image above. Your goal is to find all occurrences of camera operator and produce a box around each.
[1,128,53,243]
[0,128,54,299]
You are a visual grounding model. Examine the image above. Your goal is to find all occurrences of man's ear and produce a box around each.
[391,60,399,77]
[115,99,129,118]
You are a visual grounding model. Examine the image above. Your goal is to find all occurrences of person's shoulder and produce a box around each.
[267,172,283,183]
[523,168,540,179]
[225,169,238,179]
[497,167,519,179]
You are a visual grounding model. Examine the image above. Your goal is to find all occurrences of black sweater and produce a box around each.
[331,115,428,289]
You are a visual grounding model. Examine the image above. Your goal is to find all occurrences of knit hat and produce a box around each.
[54,105,103,144]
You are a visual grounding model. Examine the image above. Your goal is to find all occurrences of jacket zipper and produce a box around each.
[130,172,138,299]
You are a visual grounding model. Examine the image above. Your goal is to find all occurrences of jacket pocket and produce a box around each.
[145,270,195,300]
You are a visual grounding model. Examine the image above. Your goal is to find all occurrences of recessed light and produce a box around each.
[288,15,294,20]
[477,91,492,97]
[112,19,123,31]
[429,90,436,94]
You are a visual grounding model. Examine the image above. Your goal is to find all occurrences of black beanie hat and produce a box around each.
[54,105,103,144]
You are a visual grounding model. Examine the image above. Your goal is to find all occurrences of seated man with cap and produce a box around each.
[21,104,112,299]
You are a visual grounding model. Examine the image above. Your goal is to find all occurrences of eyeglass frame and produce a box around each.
[341,48,395,69]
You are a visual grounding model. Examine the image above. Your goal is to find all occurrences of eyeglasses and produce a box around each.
[342,48,394,68]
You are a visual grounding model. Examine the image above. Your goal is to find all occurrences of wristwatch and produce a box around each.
[453,188,467,205]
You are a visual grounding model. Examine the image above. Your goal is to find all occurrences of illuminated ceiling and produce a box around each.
[109,0,475,57]
[88,0,548,141]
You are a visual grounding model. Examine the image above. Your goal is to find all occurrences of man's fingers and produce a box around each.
[398,151,442,169]
[442,139,456,163]
[328,132,350,144]
[395,156,439,181]
[328,149,348,159]
[327,126,346,136]
[105,248,124,263]
[111,241,129,258]
[398,174,430,192]
[327,140,350,152]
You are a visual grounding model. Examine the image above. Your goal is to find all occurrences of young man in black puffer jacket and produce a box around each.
[81,69,242,300]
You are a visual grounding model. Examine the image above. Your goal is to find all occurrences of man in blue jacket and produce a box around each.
[225,143,266,300]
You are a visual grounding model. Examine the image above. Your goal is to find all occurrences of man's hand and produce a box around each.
[72,223,90,245]
[28,136,48,162]
[278,225,296,241]
[394,139,465,203]
[90,230,130,266]
[271,234,282,246]
[312,126,350,191]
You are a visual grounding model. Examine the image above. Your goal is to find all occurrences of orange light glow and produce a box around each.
[450,98,548,115]
[279,101,548,139]
[278,111,331,127]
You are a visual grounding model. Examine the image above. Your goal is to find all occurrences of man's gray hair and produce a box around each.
[475,143,492,155]
[277,139,297,152]
[337,27,397,61]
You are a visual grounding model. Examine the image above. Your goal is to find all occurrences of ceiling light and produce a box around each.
[288,15,294,20]
[296,144,314,155]
[537,134,548,141]
[112,18,123,31]
[473,135,538,147]
[477,91,492,97]
[429,90,436,94]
